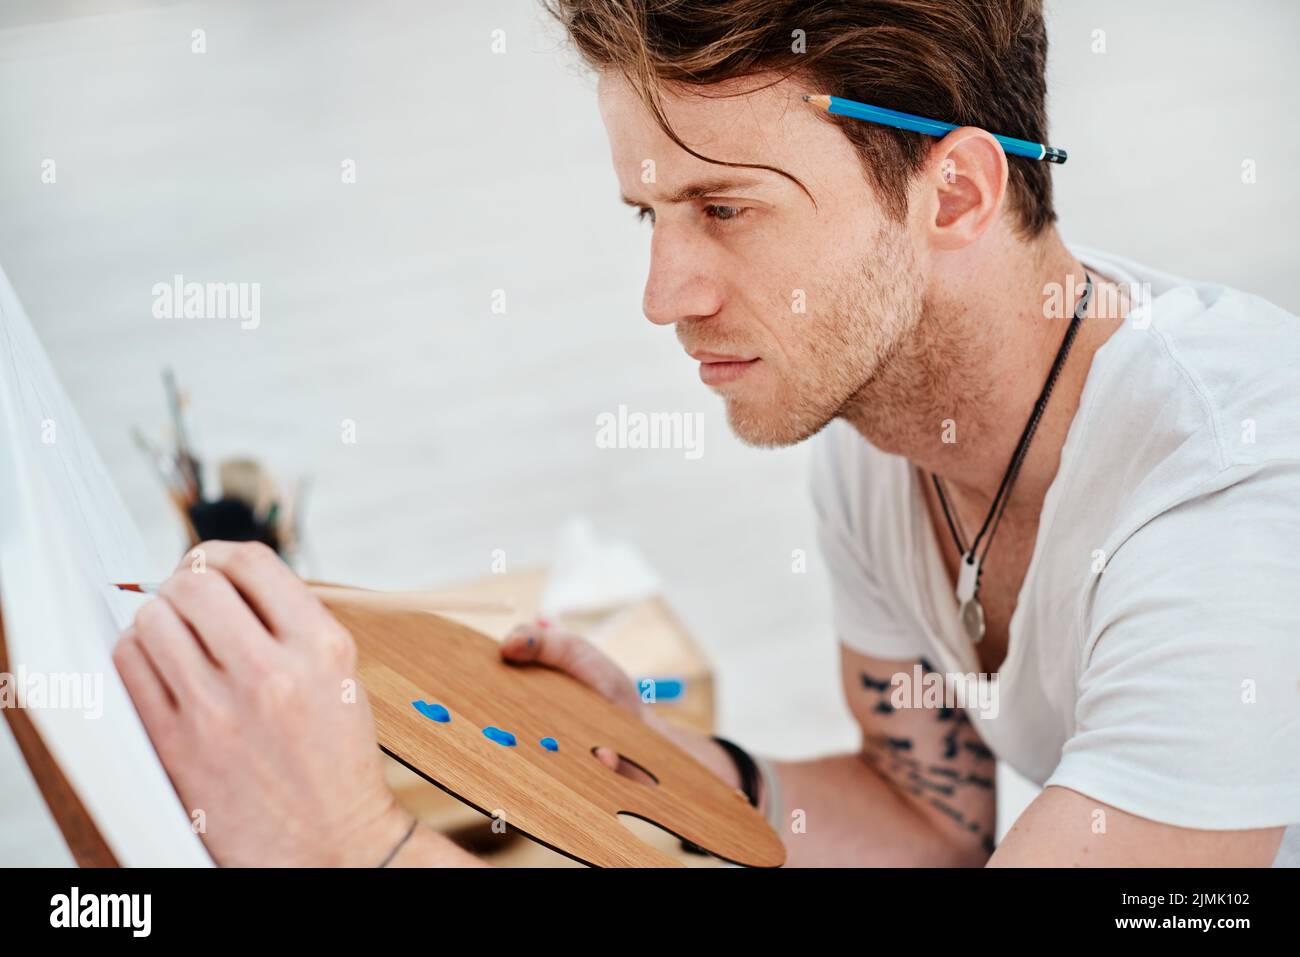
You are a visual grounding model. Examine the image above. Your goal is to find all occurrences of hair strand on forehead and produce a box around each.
[624,64,821,206]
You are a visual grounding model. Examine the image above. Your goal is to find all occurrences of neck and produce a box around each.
[839,228,1128,519]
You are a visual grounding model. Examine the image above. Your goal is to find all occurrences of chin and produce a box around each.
[722,394,837,449]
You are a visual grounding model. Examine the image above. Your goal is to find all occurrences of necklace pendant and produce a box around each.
[955,554,986,644]
[955,553,980,604]
[960,596,987,645]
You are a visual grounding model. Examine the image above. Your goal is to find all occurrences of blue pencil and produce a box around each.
[804,94,1067,164]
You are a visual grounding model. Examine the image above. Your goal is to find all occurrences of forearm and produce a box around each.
[771,753,985,866]
[648,714,981,867]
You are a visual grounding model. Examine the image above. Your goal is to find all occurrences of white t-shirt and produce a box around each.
[810,246,1300,866]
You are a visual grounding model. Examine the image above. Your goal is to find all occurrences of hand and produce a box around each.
[113,540,424,866]
[499,619,742,791]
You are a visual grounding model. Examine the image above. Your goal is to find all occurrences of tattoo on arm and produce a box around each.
[858,663,996,854]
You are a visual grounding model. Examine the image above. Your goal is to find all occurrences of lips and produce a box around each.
[690,350,755,363]
[696,355,760,386]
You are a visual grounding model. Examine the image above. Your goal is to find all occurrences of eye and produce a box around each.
[704,204,747,223]
[635,206,655,225]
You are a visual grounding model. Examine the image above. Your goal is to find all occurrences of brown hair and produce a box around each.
[546,0,1057,239]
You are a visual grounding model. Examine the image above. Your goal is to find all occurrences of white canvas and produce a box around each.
[0,264,212,866]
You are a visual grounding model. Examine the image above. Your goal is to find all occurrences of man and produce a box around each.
[113,0,1298,866]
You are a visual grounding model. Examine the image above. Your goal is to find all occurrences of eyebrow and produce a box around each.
[621,175,769,207]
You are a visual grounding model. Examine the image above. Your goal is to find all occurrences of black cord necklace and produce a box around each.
[932,271,1094,645]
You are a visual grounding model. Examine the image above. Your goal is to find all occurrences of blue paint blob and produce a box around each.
[636,676,686,702]
[411,700,450,723]
[482,726,516,747]
[539,737,559,752]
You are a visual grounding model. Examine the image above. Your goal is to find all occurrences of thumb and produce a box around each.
[500,620,641,713]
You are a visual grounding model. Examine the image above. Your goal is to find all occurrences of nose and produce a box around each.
[641,224,724,327]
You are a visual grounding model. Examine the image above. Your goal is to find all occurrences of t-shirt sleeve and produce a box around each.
[1045,460,1300,830]
[809,425,928,660]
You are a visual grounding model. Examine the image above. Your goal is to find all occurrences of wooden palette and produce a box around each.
[322,597,785,868]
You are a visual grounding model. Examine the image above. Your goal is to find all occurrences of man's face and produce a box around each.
[599,71,925,447]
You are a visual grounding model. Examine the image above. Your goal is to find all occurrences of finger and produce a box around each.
[113,632,200,823]
[501,622,637,709]
[181,540,330,641]
[592,745,620,771]
[158,565,274,674]
[590,746,655,785]
[614,756,659,786]
[500,620,578,667]
[113,626,176,721]
[500,622,546,661]
[131,599,222,705]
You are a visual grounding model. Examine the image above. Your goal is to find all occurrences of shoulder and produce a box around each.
[1077,257,1300,643]
[1041,255,1300,831]
[1151,281,1300,469]
[1080,247,1300,473]
[1061,251,1300,566]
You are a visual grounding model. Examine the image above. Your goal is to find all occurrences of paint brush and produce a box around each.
[131,426,187,497]
[112,581,516,615]
[162,367,202,500]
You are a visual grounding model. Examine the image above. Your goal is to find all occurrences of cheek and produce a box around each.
[739,254,824,355]
[764,273,841,369]
[752,221,853,338]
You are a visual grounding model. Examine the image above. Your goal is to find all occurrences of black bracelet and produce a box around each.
[678,735,763,857]
[711,735,762,808]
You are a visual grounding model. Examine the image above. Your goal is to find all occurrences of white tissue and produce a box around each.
[538,516,661,618]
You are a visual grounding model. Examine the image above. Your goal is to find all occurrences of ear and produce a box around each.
[918,127,1009,251]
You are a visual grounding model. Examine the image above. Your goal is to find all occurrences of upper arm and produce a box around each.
[1043,464,1300,844]
[841,644,998,865]
[1002,465,1300,866]
[991,785,1284,867]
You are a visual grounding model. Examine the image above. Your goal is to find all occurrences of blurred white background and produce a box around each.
[1,0,1296,865]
